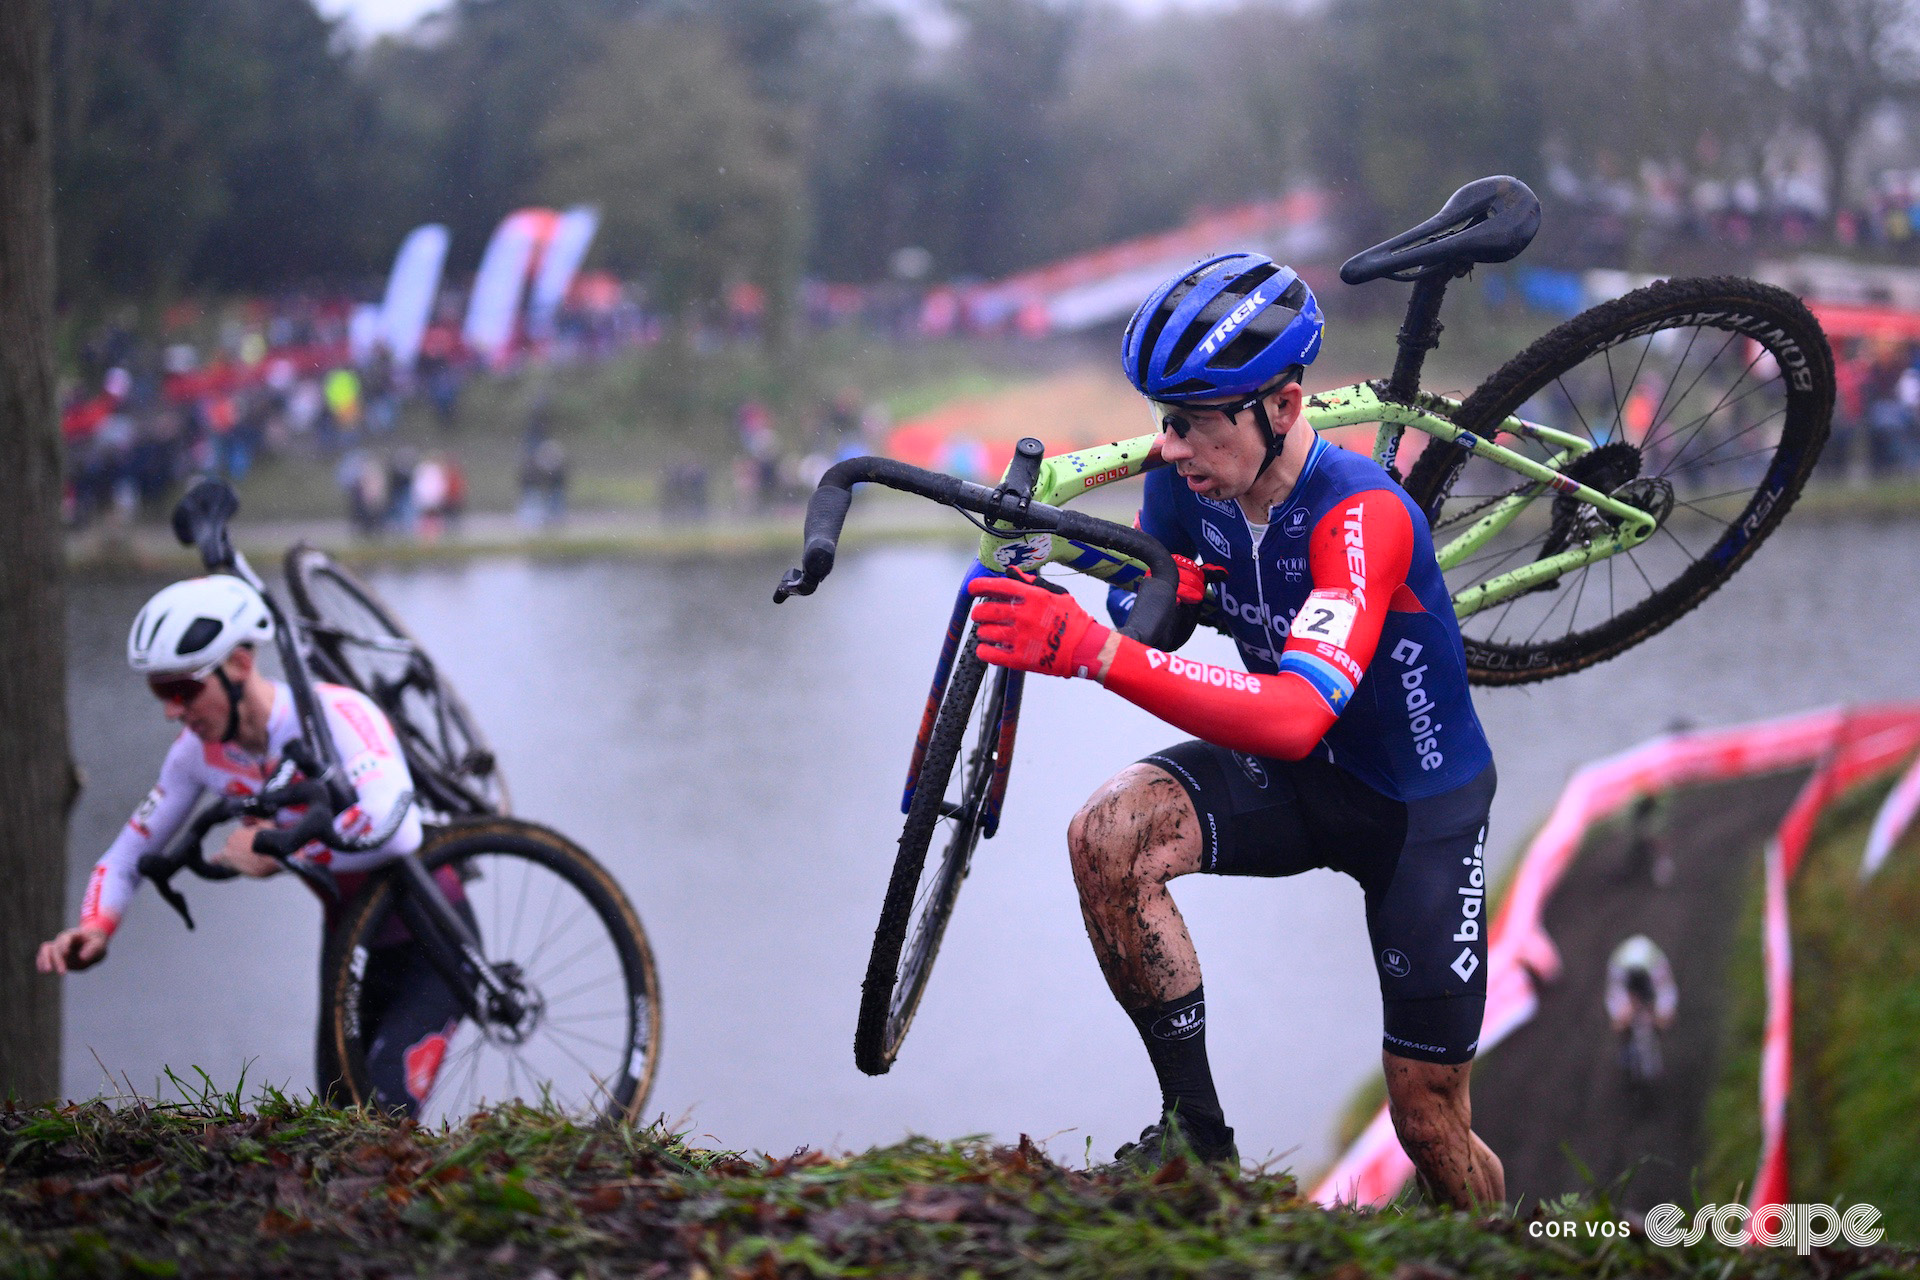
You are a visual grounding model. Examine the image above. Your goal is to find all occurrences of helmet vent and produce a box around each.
[1165,263,1282,373]
[1208,302,1297,370]
[137,608,168,652]
[177,617,223,656]
[1207,275,1308,371]
[1136,301,1179,378]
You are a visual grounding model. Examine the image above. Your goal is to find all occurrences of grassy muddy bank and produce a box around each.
[4,1089,1914,1278]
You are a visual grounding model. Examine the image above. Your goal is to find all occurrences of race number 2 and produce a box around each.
[1288,590,1359,648]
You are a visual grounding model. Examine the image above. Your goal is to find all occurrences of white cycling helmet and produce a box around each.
[127,576,274,677]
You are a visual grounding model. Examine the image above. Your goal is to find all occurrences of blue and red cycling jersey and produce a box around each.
[1109,435,1491,802]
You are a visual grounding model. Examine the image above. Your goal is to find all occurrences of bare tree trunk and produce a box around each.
[0,0,70,1104]
[1822,124,1857,240]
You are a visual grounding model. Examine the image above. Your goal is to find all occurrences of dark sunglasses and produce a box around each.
[148,675,208,705]
[1152,379,1294,439]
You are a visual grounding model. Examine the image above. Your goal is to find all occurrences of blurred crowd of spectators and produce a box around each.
[1832,335,1920,479]
[1543,158,1920,268]
[336,446,468,540]
[60,297,479,532]
[731,389,890,513]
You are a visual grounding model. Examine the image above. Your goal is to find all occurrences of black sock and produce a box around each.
[1126,986,1230,1139]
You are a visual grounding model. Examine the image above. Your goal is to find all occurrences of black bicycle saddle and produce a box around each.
[1339,175,1541,285]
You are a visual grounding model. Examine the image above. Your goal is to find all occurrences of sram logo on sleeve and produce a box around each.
[1288,590,1359,648]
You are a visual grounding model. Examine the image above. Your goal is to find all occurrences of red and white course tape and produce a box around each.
[1311,704,1920,1209]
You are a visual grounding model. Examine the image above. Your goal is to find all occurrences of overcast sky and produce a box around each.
[313,0,1243,43]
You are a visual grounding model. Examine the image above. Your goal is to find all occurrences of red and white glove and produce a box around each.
[1172,554,1221,606]
[968,572,1111,679]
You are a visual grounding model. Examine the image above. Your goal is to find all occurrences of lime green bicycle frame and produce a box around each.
[972,381,1658,621]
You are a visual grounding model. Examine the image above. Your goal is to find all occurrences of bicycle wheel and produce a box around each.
[1405,276,1832,684]
[854,630,1014,1075]
[323,818,662,1125]
[285,545,508,816]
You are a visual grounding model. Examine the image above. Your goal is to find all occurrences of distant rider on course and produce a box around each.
[35,576,462,1113]
[1605,934,1677,1051]
[966,253,1504,1206]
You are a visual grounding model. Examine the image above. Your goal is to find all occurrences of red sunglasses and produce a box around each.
[148,675,208,706]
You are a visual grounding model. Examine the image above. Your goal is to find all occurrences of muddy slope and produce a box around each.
[1473,770,1808,1212]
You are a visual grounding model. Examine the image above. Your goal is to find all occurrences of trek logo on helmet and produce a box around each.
[1198,288,1271,360]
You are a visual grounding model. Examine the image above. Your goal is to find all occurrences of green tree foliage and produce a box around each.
[53,0,1911,306]
[53,0,373,302]
[538,18,803,325]
[1544,0,1759,177]
[1048,4,1321,258]
[356,0,652,266]
[1747,0,1920,227]
[1314,0,1546,235]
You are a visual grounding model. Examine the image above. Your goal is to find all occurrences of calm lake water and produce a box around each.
[59,516,1920,1171]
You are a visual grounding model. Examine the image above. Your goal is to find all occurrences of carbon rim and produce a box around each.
[1407,281,1829,682]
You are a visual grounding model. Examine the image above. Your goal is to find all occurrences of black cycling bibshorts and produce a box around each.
[1141,741,1496,1065]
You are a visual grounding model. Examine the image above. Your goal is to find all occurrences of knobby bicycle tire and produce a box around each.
[1405,276,1833,684]
[854,630,997,1075]
[322,817,662,1124]
[884,661,1013,1066]
[284,546,508,816]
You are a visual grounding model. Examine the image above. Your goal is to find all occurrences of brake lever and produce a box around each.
[251,806,344,904]
[139,858,197,930]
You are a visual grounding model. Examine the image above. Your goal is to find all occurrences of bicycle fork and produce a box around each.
[900,564,1026,838]
[390,856,532,1036]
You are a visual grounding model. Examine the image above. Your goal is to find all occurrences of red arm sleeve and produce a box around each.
[1098,489,1416,760]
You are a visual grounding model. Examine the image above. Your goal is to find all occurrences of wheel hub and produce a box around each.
[1527,442,1647,593]
[1551,441,1644,538]
[481,962,546,1045]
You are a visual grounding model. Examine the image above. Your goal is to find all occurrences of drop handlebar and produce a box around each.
[773,446,1182,651]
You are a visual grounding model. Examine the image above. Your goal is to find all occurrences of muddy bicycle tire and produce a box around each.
[322,817,661,1124]
[1404,276,1833,685]
[854,630,1008,1075]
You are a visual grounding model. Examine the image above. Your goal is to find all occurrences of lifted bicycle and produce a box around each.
[140,481,662,1124]
[776,175,1833,1076]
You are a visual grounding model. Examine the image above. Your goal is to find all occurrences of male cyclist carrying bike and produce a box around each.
[968,254,1503,1206]
[36,575,464,1113]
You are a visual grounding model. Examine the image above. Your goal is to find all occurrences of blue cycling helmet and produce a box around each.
[1121,253,1323,402]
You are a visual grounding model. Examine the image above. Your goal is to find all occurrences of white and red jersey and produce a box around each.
[79,681,422,935]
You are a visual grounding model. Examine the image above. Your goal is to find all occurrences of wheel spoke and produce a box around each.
[540,1024,625,1055]
[1640,324,1705,431]
[1643,353,1771,466]
[539,970,627,1007]
[1622,548,1660,595]
[1562,564,1593,641]
[1671,500,1733,526]
[1642,328,1742,443]
[1656,523,1702,566]
[1666,407,1787,475]
[1554,375,1599,444]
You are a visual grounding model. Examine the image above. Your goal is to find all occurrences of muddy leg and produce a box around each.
[1383,1050,1505,1208]
[1066,763,1204,1007]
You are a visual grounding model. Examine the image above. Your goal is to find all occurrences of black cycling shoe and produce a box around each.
[1110,1111,1239,1171]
